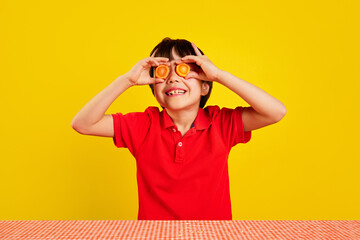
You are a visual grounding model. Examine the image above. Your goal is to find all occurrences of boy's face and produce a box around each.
[153,48,209,111]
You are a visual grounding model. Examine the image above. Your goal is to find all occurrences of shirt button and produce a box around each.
[178,142,182,147]
[172,128,176,132]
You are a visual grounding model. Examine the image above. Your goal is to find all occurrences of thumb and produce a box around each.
[185,72,206,81]
[153,77,165,84]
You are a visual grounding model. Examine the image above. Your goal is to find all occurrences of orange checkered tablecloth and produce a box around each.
[0,220,359,239]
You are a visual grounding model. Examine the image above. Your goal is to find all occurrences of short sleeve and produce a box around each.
[112,108,152,155]
[218,106,252,149]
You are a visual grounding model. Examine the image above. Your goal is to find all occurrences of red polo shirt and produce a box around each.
[112,105,252,220]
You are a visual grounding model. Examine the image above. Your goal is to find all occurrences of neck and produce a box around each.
[165,106,199,131]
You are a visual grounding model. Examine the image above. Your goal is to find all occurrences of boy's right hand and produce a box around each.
[124,53,170,86]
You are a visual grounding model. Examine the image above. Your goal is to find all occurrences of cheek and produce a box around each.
[188,82,204,94]
[153,86,164,97]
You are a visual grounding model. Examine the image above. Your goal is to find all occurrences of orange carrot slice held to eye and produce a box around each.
[155,65,169,79]
[176,63,190,77]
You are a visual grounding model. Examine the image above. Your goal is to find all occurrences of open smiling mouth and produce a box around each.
[165,90,187,96]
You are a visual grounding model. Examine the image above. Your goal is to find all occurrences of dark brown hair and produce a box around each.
[148,37,213,109]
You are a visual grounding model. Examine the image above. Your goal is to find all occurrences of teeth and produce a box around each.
[167,90,185,96]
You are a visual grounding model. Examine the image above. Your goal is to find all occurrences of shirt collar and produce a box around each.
[161,107,211,130]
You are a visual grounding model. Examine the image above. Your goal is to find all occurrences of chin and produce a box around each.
[167,102,200,111]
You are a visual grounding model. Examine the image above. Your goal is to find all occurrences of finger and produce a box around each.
[154,78,165,84]
[176,55,196,63]
[185,72,200,80]
[152,59,171,67]
[178,55,202,67]
[153,57,169,61]
[151,57,170,66]
[146,58,159,65]
[186,71,208,81]
[191,42,202,56]
[145,58,162,67]
[147,57,168,62]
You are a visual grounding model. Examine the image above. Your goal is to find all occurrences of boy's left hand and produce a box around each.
[175,42,223,82]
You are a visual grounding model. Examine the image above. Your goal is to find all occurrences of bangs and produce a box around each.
[149,37,203,60]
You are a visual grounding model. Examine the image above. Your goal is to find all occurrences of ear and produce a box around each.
[200,82,210,96]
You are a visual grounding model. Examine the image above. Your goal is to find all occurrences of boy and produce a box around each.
[71,38,286,220]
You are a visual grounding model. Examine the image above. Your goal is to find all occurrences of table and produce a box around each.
[0,220,359,239]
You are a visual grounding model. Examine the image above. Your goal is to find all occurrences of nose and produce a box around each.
[166,76,180,84]
[165,64,181,83]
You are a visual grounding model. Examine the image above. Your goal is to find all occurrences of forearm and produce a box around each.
[71,74,133,128]
[216,70,286,120]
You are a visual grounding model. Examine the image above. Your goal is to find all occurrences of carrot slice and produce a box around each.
[155,65,169,79]
[176,63,190,77]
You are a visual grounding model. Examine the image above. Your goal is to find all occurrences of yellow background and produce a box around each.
[1,0,359,220]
